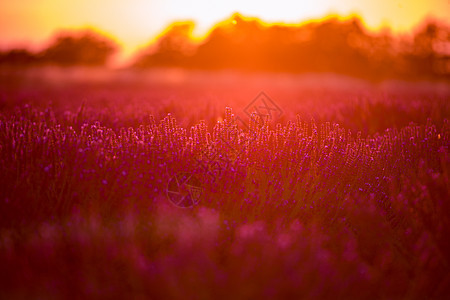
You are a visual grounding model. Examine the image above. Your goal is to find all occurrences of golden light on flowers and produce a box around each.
[0,0,449,298]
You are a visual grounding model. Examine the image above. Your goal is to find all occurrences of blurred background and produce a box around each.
[0,0,449,81]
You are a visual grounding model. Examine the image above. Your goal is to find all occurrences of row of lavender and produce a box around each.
[0,104,449,298]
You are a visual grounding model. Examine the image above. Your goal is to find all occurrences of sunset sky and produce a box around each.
[1,0,449,64]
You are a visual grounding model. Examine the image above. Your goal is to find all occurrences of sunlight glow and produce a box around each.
[0,0,448,65]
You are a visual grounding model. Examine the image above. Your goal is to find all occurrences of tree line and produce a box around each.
[1,14,449,81]
[0,29,117,67]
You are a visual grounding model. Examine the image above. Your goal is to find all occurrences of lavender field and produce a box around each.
[0,69,449,299]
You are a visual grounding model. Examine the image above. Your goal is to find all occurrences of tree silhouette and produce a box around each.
[41,29,118,66]
[0,49,39,66]
[133,14,450,81]
[134,22,195,68]
[408,21,450,78]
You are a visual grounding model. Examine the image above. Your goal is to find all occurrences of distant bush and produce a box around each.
[0,29,118,68]
[40,29,118,66]
[0,49,40,66]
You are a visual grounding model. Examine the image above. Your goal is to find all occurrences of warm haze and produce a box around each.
[1,0,450,299]
[1,0,449,65]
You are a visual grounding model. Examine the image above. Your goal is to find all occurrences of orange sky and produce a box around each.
[0,0,449,65]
